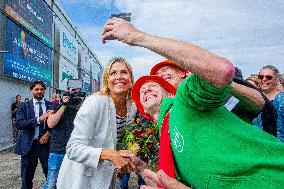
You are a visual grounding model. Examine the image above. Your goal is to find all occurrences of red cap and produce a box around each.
[150,60,189,76]
[131,75,176,120]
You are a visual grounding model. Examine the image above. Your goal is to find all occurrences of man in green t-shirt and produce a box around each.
[102,17,284,189]
[150,60,277,135]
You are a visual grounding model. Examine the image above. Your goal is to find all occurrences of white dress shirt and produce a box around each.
[32,98,47,139]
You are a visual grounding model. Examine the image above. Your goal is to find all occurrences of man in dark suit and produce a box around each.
[15,80,53,189]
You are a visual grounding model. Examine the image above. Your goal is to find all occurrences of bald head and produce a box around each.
[155,65,188,88]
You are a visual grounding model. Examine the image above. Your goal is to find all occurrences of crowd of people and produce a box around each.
[11,17,284,189]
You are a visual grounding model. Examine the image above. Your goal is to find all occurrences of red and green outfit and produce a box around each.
[157,74,284,189]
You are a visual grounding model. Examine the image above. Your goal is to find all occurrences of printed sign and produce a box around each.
[91,61,101,80]
[91,79,100,93]
[3,19,52,85]
[80,47,91,72]
[59,57,78,90]
[81,70,91,94]
[5,0,53,47]
[60,25,78,64]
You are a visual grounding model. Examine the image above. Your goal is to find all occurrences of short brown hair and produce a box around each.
[30,80,46,90]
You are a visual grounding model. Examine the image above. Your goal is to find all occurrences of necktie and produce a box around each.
[38,102,43,117]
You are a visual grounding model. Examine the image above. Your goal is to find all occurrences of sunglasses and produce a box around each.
[258,75,274,80]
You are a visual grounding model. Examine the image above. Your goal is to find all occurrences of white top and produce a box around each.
[56,94,136,189]
[32,98,46,119]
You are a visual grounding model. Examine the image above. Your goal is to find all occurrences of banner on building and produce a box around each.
[60,25,78,64]
[3,19,52,85]
[5,0,53,47]
[59,58,78,90]
[81,70,91,94]
[91,79,99,93]
[80,47,91,72]
[58,21,79,90]
[91,61,102,80]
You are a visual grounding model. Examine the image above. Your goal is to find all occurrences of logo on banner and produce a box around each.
[61,72,74,82]
[13,30,48,65]
[20,31,28,56]
[63,32,77,54]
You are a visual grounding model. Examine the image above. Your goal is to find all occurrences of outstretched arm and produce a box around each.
[140,169,191,189]
[120,153,190,188]
[231,82,265,112]
[102,18,235,88]
[47,96,70,128]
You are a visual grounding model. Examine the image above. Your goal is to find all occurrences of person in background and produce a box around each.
[11,94,22,143]
[276,73,284,91]
[15,80,53,189]
[258,65,281,100]
[51,91,60,105]
[43,88,81,189]
[253,65,284,141]
[57,57,137,189]
[24,98,30,103]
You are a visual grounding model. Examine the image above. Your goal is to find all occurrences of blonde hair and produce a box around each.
[99,57,134,100]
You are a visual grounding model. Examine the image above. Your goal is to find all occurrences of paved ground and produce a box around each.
[0,148,139,189]
[0,148,45,189]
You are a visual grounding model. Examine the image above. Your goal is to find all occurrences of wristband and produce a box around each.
[62,101,69,106]
[60,106,66,111]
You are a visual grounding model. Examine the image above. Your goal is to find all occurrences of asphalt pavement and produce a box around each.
[0,148,139,189]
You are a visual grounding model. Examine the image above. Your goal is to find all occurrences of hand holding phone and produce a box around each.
[106,13,132,40]
[110,13,131,22]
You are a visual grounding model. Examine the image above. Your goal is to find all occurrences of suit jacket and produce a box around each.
[14,99,52,156]
[57,95,137,189]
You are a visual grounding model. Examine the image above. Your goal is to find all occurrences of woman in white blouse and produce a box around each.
[57,57,137,189]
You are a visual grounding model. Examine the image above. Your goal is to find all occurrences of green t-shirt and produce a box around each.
[158,74,284,189]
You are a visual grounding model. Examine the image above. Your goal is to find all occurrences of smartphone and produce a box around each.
[110,13,131,22]
[106,13,132,40]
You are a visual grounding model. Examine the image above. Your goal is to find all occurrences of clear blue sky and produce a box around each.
[59,0,284,80]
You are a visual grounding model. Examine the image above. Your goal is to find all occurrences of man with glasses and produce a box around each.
[15,80,53,189]
[258,65,281,100]
[253,65,284,142]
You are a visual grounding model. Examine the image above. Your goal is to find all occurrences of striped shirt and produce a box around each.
[116,114,127,140]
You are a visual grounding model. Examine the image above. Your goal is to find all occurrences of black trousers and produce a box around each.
[20,141,49,189]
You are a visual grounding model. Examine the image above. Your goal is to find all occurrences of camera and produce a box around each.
[62,89,86,109]
[62,80,86,109]
[62,89,86,98]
